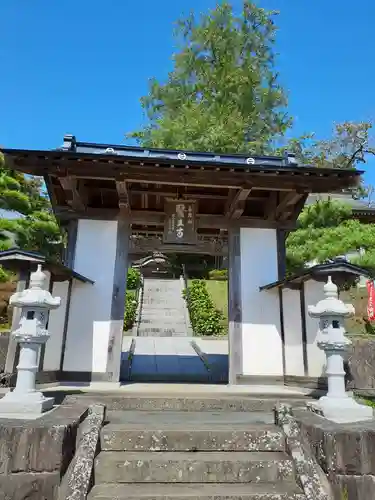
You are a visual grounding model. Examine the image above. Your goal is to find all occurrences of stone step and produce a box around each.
[101,410,284,451]
[63,394,308,412]
[88,483,305,500]
[140,310,186,316]
[94,451,295,483]
[137,328,187,334]
[139,320,186,326]
[137,330,188,337]
[142,294,184,302]
[138,328,187,335]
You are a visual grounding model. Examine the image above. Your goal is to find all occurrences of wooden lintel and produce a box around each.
[58,176,86,211]
[130,188,229,200]
[55,206,295,230]
[226,188,252,219]
[115,180,130,214]
[50,165,314,191]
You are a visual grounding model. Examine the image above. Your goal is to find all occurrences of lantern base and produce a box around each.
[0,390,54,419]
[307,396,373,423]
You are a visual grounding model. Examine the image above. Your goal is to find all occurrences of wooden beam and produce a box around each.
[42,166,357,193]
[130,188,230,200]
[226,188,252,219]
[115,180,130,215]
[55,206,295,229]
[14,155,361,194]
[59,176,86,211]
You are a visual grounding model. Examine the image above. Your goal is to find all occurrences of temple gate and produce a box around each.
[3,135,361,386]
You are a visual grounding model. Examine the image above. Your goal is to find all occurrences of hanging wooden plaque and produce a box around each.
[163,199,197,244]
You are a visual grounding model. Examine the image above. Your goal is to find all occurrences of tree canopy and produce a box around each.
[129,0,375,272]
[0,153,63,280]
[129,2,292,153]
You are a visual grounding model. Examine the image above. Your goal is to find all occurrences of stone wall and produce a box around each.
[0,401,88,500]
[295,408,375,500]
[346,337,375,394]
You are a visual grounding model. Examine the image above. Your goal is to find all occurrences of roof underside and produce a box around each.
[3,136,363,238]
[0,249,94,283]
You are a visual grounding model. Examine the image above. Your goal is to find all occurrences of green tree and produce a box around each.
[0,152,63,277]
[285,121,375,273]
[286,200,375,273]
[129,1,292,153]
[285,122,375,197]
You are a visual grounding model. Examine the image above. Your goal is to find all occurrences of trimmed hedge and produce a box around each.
[208,269,228,281]
[123,268,141,331]
[124,290,138,331]
[185,279,224,336]
[127,268,141,290]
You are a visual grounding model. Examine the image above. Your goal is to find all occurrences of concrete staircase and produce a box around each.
[138,279,190,337]
[88,394,307,500]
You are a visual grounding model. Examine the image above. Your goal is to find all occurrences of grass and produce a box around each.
[190,281,373,338]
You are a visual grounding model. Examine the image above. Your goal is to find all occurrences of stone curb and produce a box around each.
[58,403,106,500]
[275,403,334,500]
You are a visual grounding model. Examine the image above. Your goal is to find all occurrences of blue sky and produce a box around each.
[1,1,374,179]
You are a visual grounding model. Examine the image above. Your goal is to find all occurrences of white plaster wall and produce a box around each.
[240,228,283,376]
[282,288,304,376]
[63,220,118,373]
[43,281,69,371]
[38,270,51,368]
[304,280,326,377]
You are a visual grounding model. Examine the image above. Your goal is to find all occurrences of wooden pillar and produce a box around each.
[228,226,242,385]
[5,269,29,373]
[59,279,73,372]
[105,218,130,383]
[64,219,78,268]
[276,229,287,376]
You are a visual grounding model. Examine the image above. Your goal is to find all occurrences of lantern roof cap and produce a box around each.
[308,276,354,318]
[9,265,61,309]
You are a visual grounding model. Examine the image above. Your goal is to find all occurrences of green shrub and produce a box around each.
[208,269,228,281]
[127,268,141,290]
[185,279,224,336]
[124,290,138,331]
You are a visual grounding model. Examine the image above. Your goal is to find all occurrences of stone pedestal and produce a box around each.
[308,276,373,424]
[0,265,61,418]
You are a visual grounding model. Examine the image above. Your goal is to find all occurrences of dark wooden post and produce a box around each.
[276,229,287,377]
[228,227,242,385]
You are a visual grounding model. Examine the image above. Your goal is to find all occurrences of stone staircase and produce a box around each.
[138,278,190,337]
[88,394,308,499]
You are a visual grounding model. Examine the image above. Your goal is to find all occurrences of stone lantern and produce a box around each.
[0,265,61,417]
[308,276,373,423]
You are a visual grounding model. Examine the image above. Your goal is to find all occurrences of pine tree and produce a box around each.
[0,151,63,281]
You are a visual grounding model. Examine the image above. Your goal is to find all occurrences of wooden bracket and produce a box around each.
[115,180,131,215]
[226,188,252,219]
[59,176,86,211]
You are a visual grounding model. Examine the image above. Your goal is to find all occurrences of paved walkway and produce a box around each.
[123,337,211,382]
[37,382,312,396]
